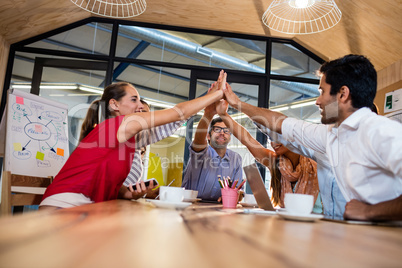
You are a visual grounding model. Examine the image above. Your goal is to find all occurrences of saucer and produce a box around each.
[183,198,201,203]
[239,202,258,208]
[147,199,192,210]
[276,209,324,222]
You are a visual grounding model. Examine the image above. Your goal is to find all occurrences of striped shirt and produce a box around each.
[123,120,185,186]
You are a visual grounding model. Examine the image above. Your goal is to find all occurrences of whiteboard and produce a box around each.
[4,89,69,177]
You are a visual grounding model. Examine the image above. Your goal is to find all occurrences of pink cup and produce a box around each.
[221,188,239,209]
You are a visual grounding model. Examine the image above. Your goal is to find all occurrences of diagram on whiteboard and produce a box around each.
[6,92,69,177]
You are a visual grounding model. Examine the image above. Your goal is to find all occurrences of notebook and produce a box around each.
[242,163,277,215]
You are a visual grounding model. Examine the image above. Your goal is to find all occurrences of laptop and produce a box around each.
[242,163,277,215]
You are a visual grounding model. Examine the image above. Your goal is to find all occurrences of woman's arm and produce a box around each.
[117,72,226,143]
[223,82,286,134]
[134,120,186,149]
[216,98,276,167]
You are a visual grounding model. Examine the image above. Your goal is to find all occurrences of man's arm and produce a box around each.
[217,98,276,167]
[192,81,220,152]
[223,83,287,134]
[344,195,402,221]
[192,112,213,152]
[255,122,315,160]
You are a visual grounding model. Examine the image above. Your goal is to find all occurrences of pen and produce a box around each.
[231,179,238,189]
[236,179,246,190]
[218,179,224,188]
[223,177,228,188]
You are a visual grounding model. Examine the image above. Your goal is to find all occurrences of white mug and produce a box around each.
[183,189,194,200]
[184,189,199,200]
[160,186,185,202]
[284,193,314,215]
[191,190,198,199]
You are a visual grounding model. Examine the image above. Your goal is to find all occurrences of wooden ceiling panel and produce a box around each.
[0,0,89,45]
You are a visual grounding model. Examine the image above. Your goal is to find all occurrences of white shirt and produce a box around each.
[282,108,402,204]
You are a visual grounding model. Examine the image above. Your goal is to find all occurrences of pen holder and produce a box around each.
[221,188,239,209]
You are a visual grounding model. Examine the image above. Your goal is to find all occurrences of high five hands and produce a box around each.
[204,70,227,116]
[206,70,240,113]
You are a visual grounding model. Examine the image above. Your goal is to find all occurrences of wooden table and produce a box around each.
[0,199,401,268]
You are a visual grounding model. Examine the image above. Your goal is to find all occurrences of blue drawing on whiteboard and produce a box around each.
[12,103,33,116]
[13,150,32,160]
[40,111,63,122]
[11,101,67,168]
[37,160,51,167]
[24,122,51,141]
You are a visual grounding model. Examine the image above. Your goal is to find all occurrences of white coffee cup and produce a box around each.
[243,194,257,204]
[284,193,314,215]
[191,190,198,199]
[184,190,199,200]
[160,186,185,202]
[184,189,194,200]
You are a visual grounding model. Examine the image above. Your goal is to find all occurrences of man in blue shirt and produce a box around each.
[182,86,242,201]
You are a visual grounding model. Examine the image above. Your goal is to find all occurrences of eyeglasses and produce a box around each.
[212,126,231,134]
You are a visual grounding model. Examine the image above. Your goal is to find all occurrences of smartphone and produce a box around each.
[127,178,158,191]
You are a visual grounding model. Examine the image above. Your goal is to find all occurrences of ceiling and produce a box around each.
[0,0,401,72]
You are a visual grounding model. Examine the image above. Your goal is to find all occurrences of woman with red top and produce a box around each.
[39,71,227,210]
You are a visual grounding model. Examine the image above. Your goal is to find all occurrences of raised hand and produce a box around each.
[216,99,229,116]
[215,70,227,93]
[204,70,227,116]
[223,82,241,109]
[204,82,218,117]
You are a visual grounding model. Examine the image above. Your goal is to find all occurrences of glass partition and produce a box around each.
[113,63,190,104]
[26,22,112,56]
[117,25,266,73]
[271,42,321,79]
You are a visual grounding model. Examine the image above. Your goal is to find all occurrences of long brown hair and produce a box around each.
[269,158,282,207]
[79,82,132,141]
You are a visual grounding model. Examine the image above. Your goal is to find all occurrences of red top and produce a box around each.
[42,116,136,203]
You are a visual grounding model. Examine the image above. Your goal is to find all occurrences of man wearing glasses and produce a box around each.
[182,90,243,201]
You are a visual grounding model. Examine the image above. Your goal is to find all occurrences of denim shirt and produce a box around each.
[256,123,347,217]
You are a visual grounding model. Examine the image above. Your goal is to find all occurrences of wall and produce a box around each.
[374,59,402,115]
[149,136,186,187]
[0,35,9,104]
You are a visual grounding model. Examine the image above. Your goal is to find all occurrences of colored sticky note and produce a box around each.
[35,124,42,132]
[16,96,24,105]
[36,151,45,161]
[13,143,22,151]
[56,148,64,156]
